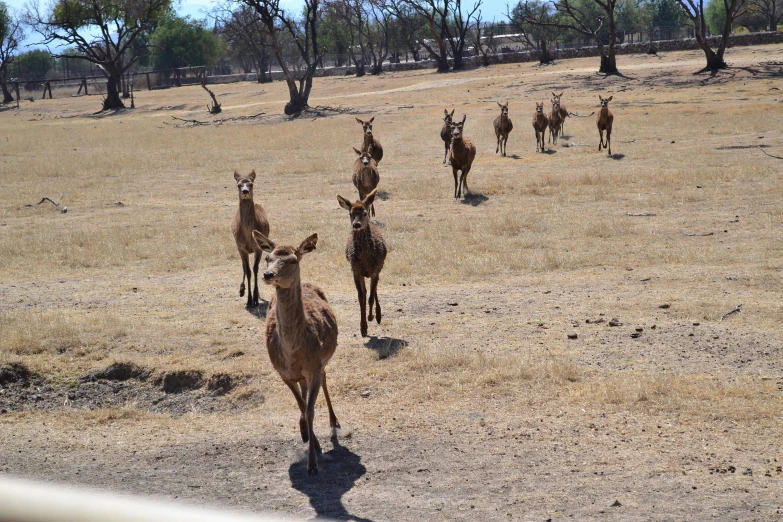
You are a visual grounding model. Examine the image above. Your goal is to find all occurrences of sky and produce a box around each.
[6,0,509,49]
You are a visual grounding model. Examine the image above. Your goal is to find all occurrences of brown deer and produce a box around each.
[552,91,568,135]
[440,108,455,164]
[449,115,477,201]
[596,95,614,156]
[532,102,549,153]
[231,170,271,308]
[356,117,383,165]
[352,147,380,217]
[494,101,513,157]
[337,189,387,337]
[251,230,341,476]
[548,98,562,145]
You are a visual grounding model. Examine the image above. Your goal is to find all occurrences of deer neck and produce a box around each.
[363,133,373,150]
[273,279,306,351]
[452,135,466,150]
[239,198,256,225]
[351,224,372,243]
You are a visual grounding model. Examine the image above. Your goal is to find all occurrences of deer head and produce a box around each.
[451,115,467,139]
[356,117,375,136]
[337,189,377,231]
[443,108,455,124]
[234,170,256,200]
[353,147,373,167]
[535,102,544,114]
[497,101,509,117]
[599,95,613,108]
[253,231,317,289]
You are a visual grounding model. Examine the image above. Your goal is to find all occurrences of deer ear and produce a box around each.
[497,101,503,108]
[461,114,466,124]
[444,109,449,116]
[552,91,556,98]
[607,96,613,102]
[558,92,564,97]
[363,189,377,209]
[248,170,256,182]
[337,195,352,211]
[234,171,241,181]
[450,109,455,117]
[353,147,361,155]
[297,234,318,257]
[355,117,363,125]
[598,95,603,101]
[252,230,275,252]
[368,116,374,123]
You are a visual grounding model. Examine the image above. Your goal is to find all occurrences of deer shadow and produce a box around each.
[540,149,557,155]
[289,439,374,521]
[609,153,625,160]
[461,192,489,206]
[376,190,390,201]
[364,336,408,360]
[506,154,522,160]
[246,300,269,318]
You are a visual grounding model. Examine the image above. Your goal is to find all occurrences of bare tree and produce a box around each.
[471,13,499,67]
[213,3,273,82]
[380,0,448,72]
[0,1,23,104]
[327,0,368,75]
[26,0,171,110]
[748,0,780,30]
[239,0,322,114]
[507,1,563,64]
[674,0,747,70]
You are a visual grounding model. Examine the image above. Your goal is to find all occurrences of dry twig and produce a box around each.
[720,304,742,321]
[627,212,656,217]
[683,232,714,236]
[757,145,783,160]
[568,111,595,117]
[37,196,67,213]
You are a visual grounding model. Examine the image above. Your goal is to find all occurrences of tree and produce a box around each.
[13,49,56,78]
[747,0,780,29]
[213,4,274,81]
[674,0,747,70]
[326,0,369,75]
[150,15,225,70]
[507,1,564,64]
[27,0,171,110]
[238,0,322,115]
[0,1,22,103]
[516,0,620,73]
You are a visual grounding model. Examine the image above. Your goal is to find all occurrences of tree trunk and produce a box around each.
[1,82,14,104]
[599,52,618,73]
[539,39,553,64]
[436,40,449,72]
[103,69,125,110]
[770,12,776,31]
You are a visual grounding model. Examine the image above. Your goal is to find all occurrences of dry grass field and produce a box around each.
[1,44,783,520]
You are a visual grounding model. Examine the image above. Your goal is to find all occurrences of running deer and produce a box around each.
[352,147,380,217]
[356,117,383,164]
[548,98,562,145]
[251,231,341,476]
[449,115,477,201]
[231,170,271,308]
[337,189,387,337]
[552,91,568,135]
[532,102,549,153]
[596,95,614,156]
[494,101,513,156]
[441,109,455,164]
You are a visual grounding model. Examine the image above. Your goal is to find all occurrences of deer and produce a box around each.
[352,147,380,217]
[356,117,383,165]
[251,230,341,476]
[440,108,455,165]
[449,115,477,201]
[548,98,562,146]
[337,189,387,338]
[552,91,569,136]
[494,101,513,157]
[231,170,271,308]
[532,102,549,153]
[596,95,614,156]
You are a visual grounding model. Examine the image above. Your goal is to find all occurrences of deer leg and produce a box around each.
[369,274,381,324]
[305,373,322,475]
[461,166,470,195]
[354,273,368,336]
[240,252,252,306]
[496,134,500,154]
[371,203,375,218]
[252,250,261,306]
[598,129,604,151]
[504,135,509,156]
[607,128,612,156]
[321,370,341,438]
[284,380,309,444]
[452,167,460,201]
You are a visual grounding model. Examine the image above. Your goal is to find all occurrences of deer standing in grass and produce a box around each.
[231,170,270,308]
[251,231,341,476]
[440,109,455,164]
[552,91,568,135]
[337,190,387,338]
[356,117,383,165]
[352,147,380,217]
[596,95,614,156]
[494,101,513,156]
[449,115,477,201]
[532,102,549,153]
[548,98,562,145]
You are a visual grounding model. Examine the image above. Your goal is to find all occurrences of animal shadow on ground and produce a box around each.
[289,439,374,521]
[610,153,625,160]
[508,154,522,160]
[542,149,557,156]
[375,190,390,201]
[246,300,269,318]
[461,193,489,206]
[364,336,408,360]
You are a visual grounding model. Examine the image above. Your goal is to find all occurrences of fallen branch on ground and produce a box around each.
[626,212,656,217]
[568,111,595,117]
[37,196,67,213]
[683,232,714,236]
[201,82,222,114]
[168,112,266,128]
[758,145,783,159]
[720,304,742,321]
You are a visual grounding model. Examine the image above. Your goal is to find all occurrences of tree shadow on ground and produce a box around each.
[289,439,374,521]
[461,192,489,206]
[246,300,269,319]
[599,71,637,81]
[376,190,390,201]
[364,336,408,360]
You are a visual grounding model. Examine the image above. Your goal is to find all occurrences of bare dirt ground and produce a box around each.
[2,46,783,521]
